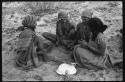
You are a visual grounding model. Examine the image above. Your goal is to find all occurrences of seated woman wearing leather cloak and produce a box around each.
[42,11,77,50]
[15,15,46,71]
[73,10,121,70]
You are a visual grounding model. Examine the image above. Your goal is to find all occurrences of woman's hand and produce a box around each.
[88,40,104,55]
[89,40,98,48]
[78,40,88,48]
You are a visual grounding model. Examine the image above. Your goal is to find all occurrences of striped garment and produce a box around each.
[22,15,37,28]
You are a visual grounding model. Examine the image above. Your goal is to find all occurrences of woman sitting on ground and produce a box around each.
[15,15,47,71]
[42,11,77,50]
[73,16,113,70]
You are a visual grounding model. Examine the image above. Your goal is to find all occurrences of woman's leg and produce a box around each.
[73,45,104,70]
[42,32,57,44]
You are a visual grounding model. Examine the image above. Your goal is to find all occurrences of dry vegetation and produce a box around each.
[2,1,123,81]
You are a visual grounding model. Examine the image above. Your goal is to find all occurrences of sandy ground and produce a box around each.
[2,1,123,81]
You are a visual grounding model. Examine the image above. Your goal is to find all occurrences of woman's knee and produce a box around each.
[74,45,81,51]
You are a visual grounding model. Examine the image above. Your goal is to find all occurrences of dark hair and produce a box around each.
[88,17,108,40]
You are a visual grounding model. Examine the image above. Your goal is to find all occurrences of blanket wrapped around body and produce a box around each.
[15,29,41,71]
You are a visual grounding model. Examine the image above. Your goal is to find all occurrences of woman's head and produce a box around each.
[81,9,93,22]
[58,11,68,21]
[88,17,108,40]
[22,15,37,30]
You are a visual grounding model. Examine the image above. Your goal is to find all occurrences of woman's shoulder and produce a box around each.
[76,22,87,30]
[19,29,35,38]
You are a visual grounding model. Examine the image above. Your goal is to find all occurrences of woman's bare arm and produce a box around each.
[87,40,106,55]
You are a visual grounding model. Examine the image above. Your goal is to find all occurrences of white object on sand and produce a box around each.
[56,63,77,75]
